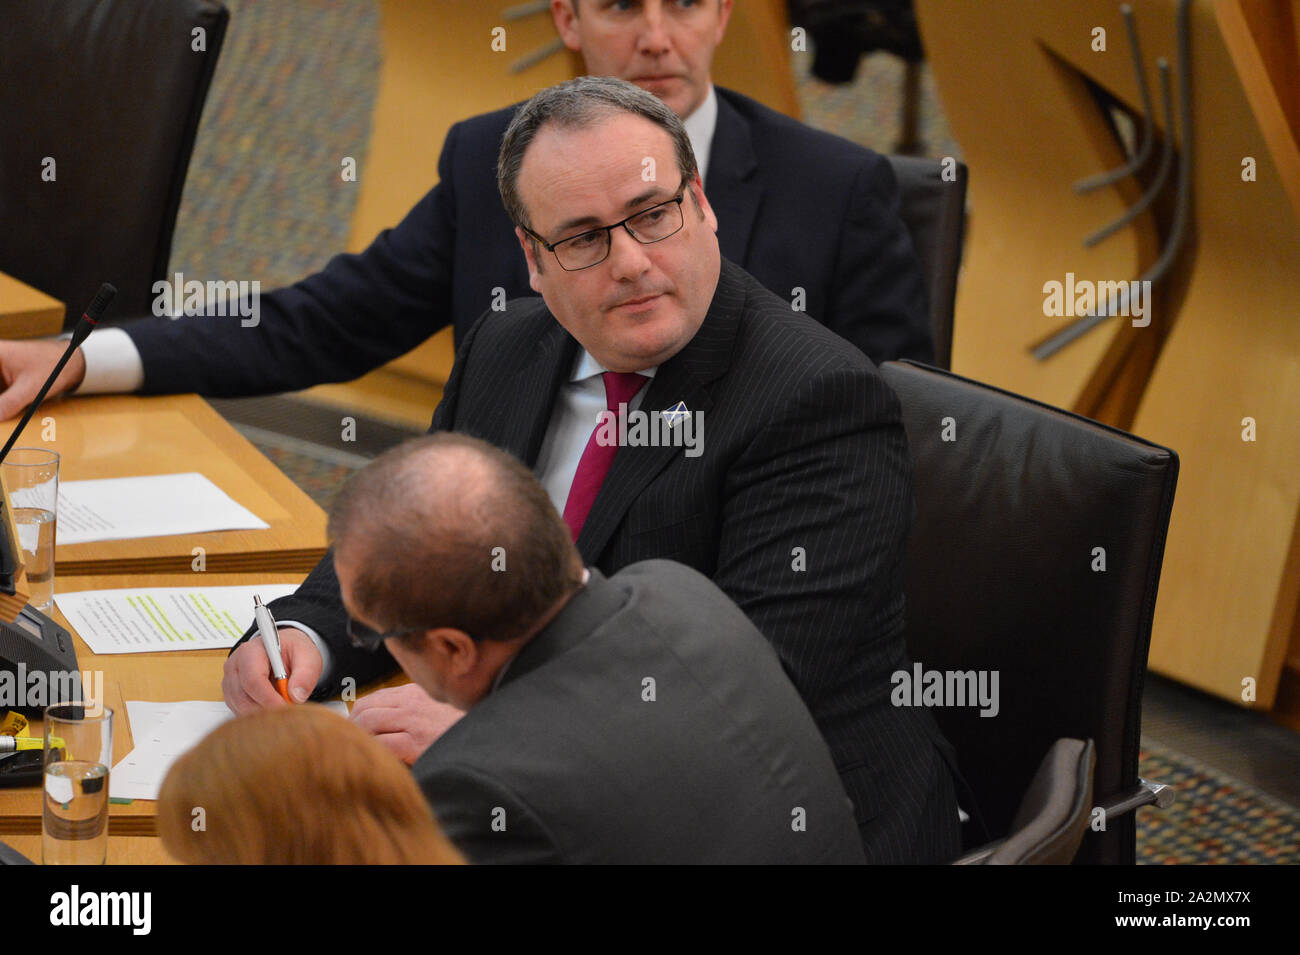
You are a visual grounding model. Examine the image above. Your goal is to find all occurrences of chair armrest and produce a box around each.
[951,841,1008,867]
[1098,777,1176,819]
[952,841,1002,865]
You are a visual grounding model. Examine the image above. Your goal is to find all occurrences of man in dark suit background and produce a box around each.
[223,76,960,863]
[329,432,865,864]
[0,0,930,418]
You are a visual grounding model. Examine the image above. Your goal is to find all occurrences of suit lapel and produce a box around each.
[574,370,714,560]
[575,261,748,560]
[705,91,761,265]
[493,315,579,466]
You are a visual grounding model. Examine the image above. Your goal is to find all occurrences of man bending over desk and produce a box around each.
[326,431,864,864]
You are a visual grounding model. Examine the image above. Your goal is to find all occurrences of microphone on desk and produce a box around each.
[0,282,115,465]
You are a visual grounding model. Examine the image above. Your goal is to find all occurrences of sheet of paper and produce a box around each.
[56,472,269,544]
[110,699,349,801]
[55,584,299,654]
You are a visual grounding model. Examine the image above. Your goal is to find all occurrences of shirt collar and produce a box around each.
[683,84,718,185]
[571,348,659,383]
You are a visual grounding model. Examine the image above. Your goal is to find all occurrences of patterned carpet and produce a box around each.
[168,0,380,289]
[1138,739,1299,865]
[178,1,1294,866]
[247,441,358,513]
[793,50,963,162]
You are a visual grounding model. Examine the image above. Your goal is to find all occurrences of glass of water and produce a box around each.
[2,447,59,611]
[43,704,113,865]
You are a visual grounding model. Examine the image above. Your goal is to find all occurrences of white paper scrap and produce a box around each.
[57,472,268,544]
[110,699,348,801]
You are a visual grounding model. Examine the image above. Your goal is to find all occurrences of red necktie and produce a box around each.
[563,371,649,540]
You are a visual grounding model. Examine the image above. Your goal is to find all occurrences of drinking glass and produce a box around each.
[43,704,113,865]
[3,447,59,611]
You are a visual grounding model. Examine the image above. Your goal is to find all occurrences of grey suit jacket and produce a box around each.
[415,561,866,864]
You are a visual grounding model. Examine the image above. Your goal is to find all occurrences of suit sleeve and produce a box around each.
[712,361,912,705]
[827,153,934,365]
[420,763,560,865]
[124,122,467,396]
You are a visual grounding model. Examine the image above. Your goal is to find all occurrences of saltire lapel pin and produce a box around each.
[661,400,689,427]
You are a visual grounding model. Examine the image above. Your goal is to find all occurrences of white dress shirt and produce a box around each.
[75,325,144,394]
[683,83,717,186]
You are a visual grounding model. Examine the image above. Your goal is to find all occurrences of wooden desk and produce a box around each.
[0,271,64,339]
[0,572,304,851]
[26,393,328,575]
[0,571,406,864]
[0,835,180,865]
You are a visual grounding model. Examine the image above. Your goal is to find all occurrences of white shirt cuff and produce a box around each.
[74,327,145,394]
[276,619,333,690]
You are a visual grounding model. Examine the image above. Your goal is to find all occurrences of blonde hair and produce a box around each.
[158,705,464,865]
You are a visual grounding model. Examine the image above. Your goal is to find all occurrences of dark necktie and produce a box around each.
[563,371,649,540]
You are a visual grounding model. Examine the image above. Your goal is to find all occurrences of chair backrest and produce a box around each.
[880,361,1178,864]
[886,155,967,370]
[0,0,228,328]
[989,738,1095,865]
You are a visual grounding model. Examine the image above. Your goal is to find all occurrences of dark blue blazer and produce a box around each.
[127,87,932,396]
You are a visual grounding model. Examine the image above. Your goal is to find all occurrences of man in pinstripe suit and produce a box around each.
[223,77,961,863]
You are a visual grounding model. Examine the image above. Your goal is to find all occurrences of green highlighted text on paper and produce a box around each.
[54,585,300,655]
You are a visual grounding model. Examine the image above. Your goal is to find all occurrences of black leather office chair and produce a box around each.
[0,0,229,329]
[881,361,1178,864]
[886,155,967,369]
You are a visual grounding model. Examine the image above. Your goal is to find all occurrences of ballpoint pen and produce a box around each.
[253,594,292,703]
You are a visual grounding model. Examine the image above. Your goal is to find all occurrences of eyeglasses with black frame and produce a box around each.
[521,178,689,271]
[346,617,437,651]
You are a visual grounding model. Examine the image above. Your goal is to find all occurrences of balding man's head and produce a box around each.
[328,433,583,648]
